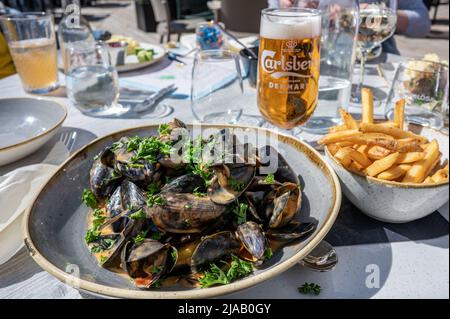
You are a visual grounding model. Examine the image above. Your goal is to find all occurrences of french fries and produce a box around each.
[403,140,440,183]
[377,164,411,181]
[361,88,374,124]
[320,88,448,185]
[339,108,359,130]
[394,99,405,130]
[365,152,400,177]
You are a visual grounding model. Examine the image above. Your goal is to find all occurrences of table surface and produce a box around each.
[0,54,448,299]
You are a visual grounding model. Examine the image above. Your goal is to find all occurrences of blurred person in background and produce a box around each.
[268,0,432,54]
[0,2,16,79]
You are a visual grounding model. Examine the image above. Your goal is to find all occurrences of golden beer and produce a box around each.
[9,38,59,92]
[257,9,321,129]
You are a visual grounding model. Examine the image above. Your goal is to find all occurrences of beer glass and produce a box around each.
[257,8,321,131]
[0,12,59,94]
[351,0,397,104]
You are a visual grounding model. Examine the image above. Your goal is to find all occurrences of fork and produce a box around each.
[58,131,78,154]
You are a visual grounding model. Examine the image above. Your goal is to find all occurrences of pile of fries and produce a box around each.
[319,88,449,184]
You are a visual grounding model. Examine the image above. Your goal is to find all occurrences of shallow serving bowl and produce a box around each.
[0,98,67,166]
[23,124,341,299]
[325,125,449,224]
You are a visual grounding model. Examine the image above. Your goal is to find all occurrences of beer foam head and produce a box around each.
[261,9,321,40]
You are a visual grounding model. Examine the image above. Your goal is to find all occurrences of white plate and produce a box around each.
[0,98,67,166]
[116,42,167,73]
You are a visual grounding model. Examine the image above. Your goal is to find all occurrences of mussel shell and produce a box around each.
[150,193,227,233]
[191,231,241,273]
[266,221,318,242]
[89,159,118,199]
[265,183,302,229]
[247,176,282,192]
[115,160,160,185]
[160,173,205,194]
[207,164,256,205]
[236,221,268,262]
[258,146,300,185]
[122,239,170,289]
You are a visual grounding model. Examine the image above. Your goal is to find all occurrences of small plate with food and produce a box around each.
[320,88,449,223]
[23,119,341,299]
[106,35,167,73]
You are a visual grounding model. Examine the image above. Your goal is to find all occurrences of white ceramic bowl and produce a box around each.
[0,98,67,166]
[325,126,449,223]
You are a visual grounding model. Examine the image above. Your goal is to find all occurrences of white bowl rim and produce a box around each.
[0,97,67,152]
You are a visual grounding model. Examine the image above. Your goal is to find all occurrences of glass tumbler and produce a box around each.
[191,49,244,124]
[0,12,59,94]
[295,0,360,134]
[385,59,449,130]
[66,41,125,117]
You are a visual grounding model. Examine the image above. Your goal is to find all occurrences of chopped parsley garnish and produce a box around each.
[265,247,273,259]
[81,189,97,209]
[170,249,178,262]
[151,279,163,289]
[184,137,214,185]
[298,282,322,296]
[147,182,160,196]
[126,136,142,152]
[133,230,148,246]
[151,265,164,274]
[158,124,171,135]
[100,256,108,264]
[150,230,162,241]
[193,187,206,197]
[111,140,125,151]
[263,174,275,184]
[198,255,253,288]
[85,208,106,244]
[147,194,166,207]
[230,201,248,225]
[129,208,146,220]
[90,238,116,253]
[229,176,245,192]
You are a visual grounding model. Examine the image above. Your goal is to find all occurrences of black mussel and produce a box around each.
[236,221,268,262]
[104,180,150,233]
[258,146,300,185]
[266,221,318,242]
[121,239,171,289]
[170,239,201,273]
[264,183,302,229]
[191,231,241,273]
[160,173,205,194]
[89,158,119,199]
[207,164,256,205]
[100,218,145,268]
[150,193,227,234]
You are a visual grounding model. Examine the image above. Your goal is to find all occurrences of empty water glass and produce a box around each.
[385,59,449,129]
[66,41,127,116]
[190,49,244,124]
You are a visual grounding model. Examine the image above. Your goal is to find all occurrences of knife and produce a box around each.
[134,84,178,113]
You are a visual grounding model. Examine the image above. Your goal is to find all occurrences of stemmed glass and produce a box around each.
[257,8,322,137]
[351,0,397,104]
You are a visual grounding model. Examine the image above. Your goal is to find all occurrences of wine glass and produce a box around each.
[257,8,322,137]
[351,0,397,104]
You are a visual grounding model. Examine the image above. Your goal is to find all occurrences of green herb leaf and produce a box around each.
[198,264,230,288]
[100,256,108,264]
[265,247,273,259]
[159,124,171,135]
[151,279,163,289]
[129,208,146,220]
[85,228,100,244]
[133,230,148,246]
[230,202,248,225]
[263,174,275,184]
[228,176,245,192]
[193,187,206,197]
[147,182,160,196]
[298,282,322,296]
[81,189,97,209]
[226,254,253,281]
[147,194,166,207]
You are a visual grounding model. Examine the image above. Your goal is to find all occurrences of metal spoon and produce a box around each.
[299,241,338,272]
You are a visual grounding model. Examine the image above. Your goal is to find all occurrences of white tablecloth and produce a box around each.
[0,55,448,299]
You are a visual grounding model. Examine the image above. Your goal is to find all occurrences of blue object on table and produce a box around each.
[196,23,223,50]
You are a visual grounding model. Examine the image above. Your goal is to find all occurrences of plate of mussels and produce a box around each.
[23,119,341,299]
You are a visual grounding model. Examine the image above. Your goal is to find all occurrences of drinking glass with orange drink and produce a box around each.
[0,12,59,94]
